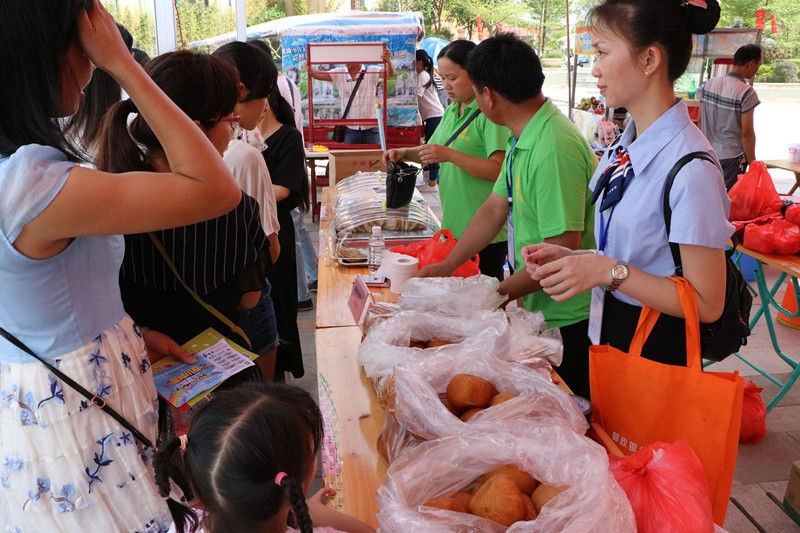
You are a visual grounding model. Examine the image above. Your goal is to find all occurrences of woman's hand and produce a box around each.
[76,0,136,74]
[418,144,452,166]
[521,243,574,271]
[529,252,615,302]
[142,329,197,365]
[382,148,404,166]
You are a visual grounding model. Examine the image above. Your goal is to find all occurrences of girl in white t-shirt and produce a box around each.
[416,49,445,184]
[155,382,375,533]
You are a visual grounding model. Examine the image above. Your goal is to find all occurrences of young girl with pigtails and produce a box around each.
[154,382,375,533]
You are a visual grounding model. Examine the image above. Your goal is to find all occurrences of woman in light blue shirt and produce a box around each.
[522,0,731,375]
[0,1,241,530]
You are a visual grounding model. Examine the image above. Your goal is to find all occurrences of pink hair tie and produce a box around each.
[179,434,188,452]
[275,472,288,486]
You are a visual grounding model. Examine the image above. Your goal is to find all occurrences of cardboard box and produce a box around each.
[328,149,384,185]
[785,459,800,525]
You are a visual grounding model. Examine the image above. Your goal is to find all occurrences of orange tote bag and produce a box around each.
[590,277,744,526]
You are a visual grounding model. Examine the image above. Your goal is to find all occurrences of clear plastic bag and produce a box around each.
[376,421,636,532]
[357,309,510,381]
[392,351,587,443]
[505,307,564,367]
[398,275,506,315]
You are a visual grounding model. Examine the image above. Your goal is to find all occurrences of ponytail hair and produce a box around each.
[95,50,239,174]
[416,49,435,89]
[277,473,313,533]
[153,436,198,533]
[154,382,323,533]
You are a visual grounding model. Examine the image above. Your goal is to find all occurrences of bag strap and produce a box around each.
[627,277,703,370]
[663,151,719,276]
[0,326,154,449]
[341,70,366,121]
[443,108,482,147]
[147,233,252,350]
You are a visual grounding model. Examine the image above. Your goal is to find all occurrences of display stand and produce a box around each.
[306,42,388,150]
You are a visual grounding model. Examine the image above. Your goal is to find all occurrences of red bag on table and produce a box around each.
[743,218,800,255]
[739,379,767,444]
[729,161,783,221]
[390,229,480,278]
[610,440,714,533]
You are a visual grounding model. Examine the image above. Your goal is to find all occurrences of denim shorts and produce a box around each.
[238,284,279,355]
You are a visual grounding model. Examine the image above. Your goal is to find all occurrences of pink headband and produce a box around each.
[275,472,288,486]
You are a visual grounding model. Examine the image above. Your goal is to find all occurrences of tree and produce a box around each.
[447,0,519,39]
[522,0,566,57]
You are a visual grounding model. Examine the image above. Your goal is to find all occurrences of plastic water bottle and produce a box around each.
[368,226,384,273]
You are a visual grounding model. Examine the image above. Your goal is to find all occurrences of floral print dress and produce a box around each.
[0,318,171,532]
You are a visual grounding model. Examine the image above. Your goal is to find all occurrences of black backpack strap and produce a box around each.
[341,70,366,120]
[663,151,719,276]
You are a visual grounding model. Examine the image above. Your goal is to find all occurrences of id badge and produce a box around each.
[588,286,605,345]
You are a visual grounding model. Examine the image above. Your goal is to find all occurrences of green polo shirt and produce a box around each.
[492,98,597,327]
[430,99,509,243]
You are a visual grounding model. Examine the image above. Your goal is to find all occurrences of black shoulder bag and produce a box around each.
[0,326,154,449]
[663,151,753,362]
[332,70,365,143]
[385,108,482,209]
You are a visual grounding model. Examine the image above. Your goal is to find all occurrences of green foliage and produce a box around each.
[105,3,156,56]
[755,63,774,82]
[246,0,287,26]
[764,60,800,82]
[719,0,800,58]
[175,0,236,47]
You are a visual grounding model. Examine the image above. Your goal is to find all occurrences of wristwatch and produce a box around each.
[608,261,629,292]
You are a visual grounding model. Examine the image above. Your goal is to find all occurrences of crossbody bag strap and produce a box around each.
[0,326,154,449]
[341,70,366,121]
[662,151,719,276]
[147,233,252,350]
[443,108,482,147]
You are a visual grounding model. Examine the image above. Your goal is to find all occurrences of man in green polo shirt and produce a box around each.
[419,33,597,398]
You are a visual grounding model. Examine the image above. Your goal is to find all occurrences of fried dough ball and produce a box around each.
[446,374,493,412]
[485,464,538,496]
[469,474,527,527]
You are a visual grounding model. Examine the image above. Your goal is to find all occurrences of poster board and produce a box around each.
[247,12,424,128]
[693,28,762,59]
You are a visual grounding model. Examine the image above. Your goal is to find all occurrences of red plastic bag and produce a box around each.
[390,229,480,278]
[610,440,714,533]
[729,161,783,221]
[739,379,767,444]
[743,218,800,255]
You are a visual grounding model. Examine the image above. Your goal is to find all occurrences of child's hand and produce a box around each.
[307,487,336,511]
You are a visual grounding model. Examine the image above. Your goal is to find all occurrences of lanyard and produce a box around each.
[505,137,518,215]
[597,174,633,253]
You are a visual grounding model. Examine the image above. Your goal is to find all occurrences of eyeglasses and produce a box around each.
[215,115,241,126]
[210,115,242,130]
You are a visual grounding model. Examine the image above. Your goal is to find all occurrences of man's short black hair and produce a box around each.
[734,44,762,66]
[467,33,544,104]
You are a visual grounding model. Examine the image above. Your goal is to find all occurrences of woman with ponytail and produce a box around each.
[102,51,272,378]
[414,49,444,184]
[0,1,240,530]
[155,382,374,533]
[255,85,311,379]
[524,0,732,390]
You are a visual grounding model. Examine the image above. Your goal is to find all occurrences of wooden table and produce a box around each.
[722,246,800,411]
[764,159,800,195]
[314,188,621,527]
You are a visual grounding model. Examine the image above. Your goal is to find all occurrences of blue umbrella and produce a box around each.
[420,37,450,68]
